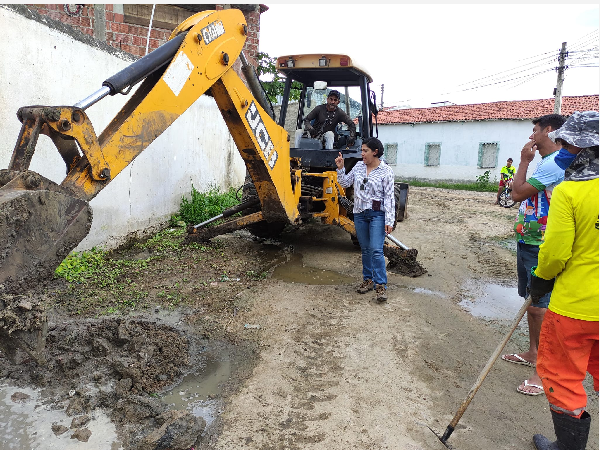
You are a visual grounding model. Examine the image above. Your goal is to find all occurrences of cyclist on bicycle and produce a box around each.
[496,157,516,204]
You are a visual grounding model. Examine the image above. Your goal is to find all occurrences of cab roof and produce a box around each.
[276,54,373,86]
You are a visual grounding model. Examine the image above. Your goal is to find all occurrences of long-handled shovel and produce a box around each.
[432,295,533,448]
[384,234,427,277]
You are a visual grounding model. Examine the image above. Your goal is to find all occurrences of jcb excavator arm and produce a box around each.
[0,8,300,292]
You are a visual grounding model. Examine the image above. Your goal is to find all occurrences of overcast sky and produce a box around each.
[259,3,599,109]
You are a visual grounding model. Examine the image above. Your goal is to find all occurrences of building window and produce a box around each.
[424,142,441,166]
[384,143,398,165]
[478,142,499,168]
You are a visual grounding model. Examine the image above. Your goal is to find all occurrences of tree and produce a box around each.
[256,52,303,103]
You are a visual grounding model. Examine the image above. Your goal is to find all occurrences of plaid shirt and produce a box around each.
[337,161,395,226]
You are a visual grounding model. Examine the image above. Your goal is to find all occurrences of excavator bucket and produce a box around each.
[0,170,92,293]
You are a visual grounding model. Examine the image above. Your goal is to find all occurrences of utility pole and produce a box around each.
[380,84,384,109]
[554,42,567,114]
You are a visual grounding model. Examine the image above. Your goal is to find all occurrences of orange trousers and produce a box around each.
[537,310,599,417]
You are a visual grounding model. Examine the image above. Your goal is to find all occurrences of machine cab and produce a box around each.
[275,54,378,171]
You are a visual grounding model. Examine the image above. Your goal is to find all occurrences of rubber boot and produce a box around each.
[533,410,591,450]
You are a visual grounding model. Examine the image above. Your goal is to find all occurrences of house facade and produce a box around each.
[377,96,599,183]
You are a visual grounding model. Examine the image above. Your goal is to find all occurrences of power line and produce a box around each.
[386,31,599,107]
[458,53,557,88]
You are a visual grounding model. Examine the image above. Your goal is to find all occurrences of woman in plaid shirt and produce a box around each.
[335,138,395,302]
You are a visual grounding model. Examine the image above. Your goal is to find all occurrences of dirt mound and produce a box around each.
[1,316,204,449]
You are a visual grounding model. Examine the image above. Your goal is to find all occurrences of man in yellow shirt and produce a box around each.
[528,111,599,450]
[495,157,516,204]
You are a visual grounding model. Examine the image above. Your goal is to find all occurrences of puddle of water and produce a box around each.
[412,287,446,297]
[0,383,122,449]
[459,281,523,321]
[271,253,355,285]
[161,357,231,427]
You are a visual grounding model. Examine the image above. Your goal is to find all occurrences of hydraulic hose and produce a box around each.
[102,31,188,95]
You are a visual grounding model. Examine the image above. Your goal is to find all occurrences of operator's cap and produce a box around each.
[550,111,599,148]
[328,90,341,99]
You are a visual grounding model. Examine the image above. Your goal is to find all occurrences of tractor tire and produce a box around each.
[242,172,286,239]
[393,183,409,230]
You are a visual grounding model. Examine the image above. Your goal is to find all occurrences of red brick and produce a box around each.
[110,22,119,32]
[132,35,143,46]
[114,13,123,23]
[149,39,159,49]
[81,16,91,27]
[105,4,113,11]
[105,11,113,21]
[119,23,129,33]
[83,28,93,36]
[37,8,48,15]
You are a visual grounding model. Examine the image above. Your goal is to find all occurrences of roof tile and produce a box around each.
[377,95,599,124]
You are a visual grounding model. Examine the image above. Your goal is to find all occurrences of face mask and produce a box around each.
[554,147,577,170]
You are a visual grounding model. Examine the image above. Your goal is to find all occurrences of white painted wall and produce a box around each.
[378,119,544,183]
[0,6,246,250]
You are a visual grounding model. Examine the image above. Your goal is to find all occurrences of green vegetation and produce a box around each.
[175,185,240,226]
[54,246,152,314]
[256,52,302,103]
[52,181,255,316]
[401,171,498,192]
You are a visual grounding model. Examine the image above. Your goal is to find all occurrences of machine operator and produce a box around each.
[294,90,356,150]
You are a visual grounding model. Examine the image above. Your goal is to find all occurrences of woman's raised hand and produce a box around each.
[335,152,344,170]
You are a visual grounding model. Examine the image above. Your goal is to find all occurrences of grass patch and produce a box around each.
[401,170,498,192]
[54,247,152,314]
[174,185,241,226]
[406,179,498,192]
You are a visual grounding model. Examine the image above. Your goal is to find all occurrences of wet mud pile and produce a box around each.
[1,317,206,449]
[0,294,47,364]
[384,246,427,277]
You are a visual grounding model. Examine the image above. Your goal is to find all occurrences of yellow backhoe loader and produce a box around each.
[0,8,423,362]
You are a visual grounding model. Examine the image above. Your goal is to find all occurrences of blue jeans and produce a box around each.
[517,242,551,308]
[354,209,387,286]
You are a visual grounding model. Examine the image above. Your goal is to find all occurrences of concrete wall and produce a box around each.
[377,119,544,183]
[0,6,246,250]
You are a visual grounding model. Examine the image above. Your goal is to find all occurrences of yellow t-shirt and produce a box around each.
[535,178,599,321]
[500,165,515,180]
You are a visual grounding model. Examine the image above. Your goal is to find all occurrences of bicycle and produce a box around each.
[498,177,516,208]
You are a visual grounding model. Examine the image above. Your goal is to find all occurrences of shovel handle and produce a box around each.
[385,233,410,250]
[443,296,532,441]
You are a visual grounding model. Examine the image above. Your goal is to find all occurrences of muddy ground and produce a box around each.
[1,186,598,449]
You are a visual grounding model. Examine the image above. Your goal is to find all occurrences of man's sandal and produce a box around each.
[501,353,535,368]
[517,380,545,396]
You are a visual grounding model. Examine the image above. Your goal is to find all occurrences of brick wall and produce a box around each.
[26,4,95,36]
[25,4,264,65]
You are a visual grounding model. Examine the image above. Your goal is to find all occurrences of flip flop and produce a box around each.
[501,353,535,367]
[517,380,545,396]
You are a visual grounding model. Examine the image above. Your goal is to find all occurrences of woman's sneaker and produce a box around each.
[375,284,387,302]
[357,279,374,294]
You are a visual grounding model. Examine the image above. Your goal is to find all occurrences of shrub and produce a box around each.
[178,185,240,225]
